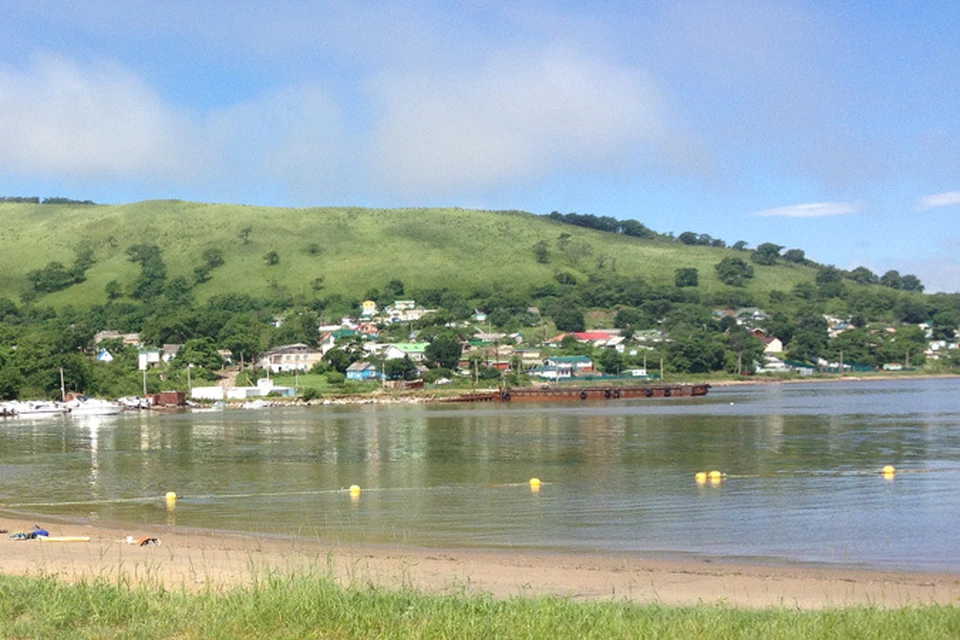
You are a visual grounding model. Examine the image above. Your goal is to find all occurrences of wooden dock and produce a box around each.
[442,383,710,404]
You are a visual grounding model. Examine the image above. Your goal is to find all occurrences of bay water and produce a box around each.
[2,378,958,571]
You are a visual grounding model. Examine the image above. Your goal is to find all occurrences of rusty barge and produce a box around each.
[442,383,710,403]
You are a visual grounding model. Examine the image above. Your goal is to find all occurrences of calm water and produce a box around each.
[2,378,958,572]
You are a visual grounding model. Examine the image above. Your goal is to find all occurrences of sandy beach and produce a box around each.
[2,516,957,609]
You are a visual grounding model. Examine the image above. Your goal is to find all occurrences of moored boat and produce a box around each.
[64,397,124,416]
[4,400,71,417]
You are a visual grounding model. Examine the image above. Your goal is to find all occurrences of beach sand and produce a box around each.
[2,517,957,609]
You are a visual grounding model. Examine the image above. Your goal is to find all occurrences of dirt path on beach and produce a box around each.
[2,517,957,609]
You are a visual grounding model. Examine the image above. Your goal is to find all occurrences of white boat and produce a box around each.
[118,396,152,410]
[64,397,124,416]
[7,400,70,417]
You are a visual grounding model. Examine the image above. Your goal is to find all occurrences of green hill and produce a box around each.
[0,200,817,307]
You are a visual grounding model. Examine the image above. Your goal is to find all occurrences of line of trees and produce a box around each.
[0,196,96,205]
[547,211,656,238]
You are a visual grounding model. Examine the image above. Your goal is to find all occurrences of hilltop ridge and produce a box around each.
[0,199,819,308]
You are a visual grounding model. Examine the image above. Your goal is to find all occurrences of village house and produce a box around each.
[95,330,142,346]
[383,300,436,323]
[137,348,161,370]
[161,344,182,364]
[192,377,295,401]
[379,342,430,362]
[760,335,784,354]
[542,355,594,376]
[346,361,381,381]
[527,364,572,380]
[258,343,324,373]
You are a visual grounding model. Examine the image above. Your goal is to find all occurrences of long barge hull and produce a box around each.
[443,383,710,403]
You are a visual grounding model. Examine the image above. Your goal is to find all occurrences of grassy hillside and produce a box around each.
[0,200,818,307]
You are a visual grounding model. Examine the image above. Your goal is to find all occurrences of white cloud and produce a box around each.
[0,54,206,181]
[750,202,862,218]
[364,49,678,196]
[206,84,348,197]
[914,191,960,212]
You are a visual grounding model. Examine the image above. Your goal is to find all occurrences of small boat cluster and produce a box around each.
[0,396,153,417]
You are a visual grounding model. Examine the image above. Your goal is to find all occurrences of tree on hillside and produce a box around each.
[894,297,928,324]
[175,337,223,371]
[619,219,654,238]
[847,266,879,285]
[239,226,252,244]
[532,240,550,264]
[752,243,783,266]
[787,313,829,362]
[900,274,924,292]
[674,267,699,288]
[880,270,903,289]
[552,305,585,332]
[931,311,959,341]
[322,348,351,374]
[272,308,320,347]
[194,248,225,284]
[714,257,754,287]
[815,266,844,298]
[782,249,806,264]
[201,248,224,269]
[424,334,463,370]
[877,325,927,366]
[667,329,725,373]
[384,357,418,381]
[104,280,123,300]
[126,243,166,301]
[724,325,766,374]
[263,251,280,266]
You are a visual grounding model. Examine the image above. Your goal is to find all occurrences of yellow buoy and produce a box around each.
[165,491,177,501]
[708,470,723,481]
[164,491,177,511]
[695,472,707,484]
[529,478,542,489]
[881,465,895,476]
[348,484,361,496]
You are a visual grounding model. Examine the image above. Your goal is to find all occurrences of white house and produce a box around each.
[380,343,429,362]
[138,349,161,371]
[258,343,324,372]
[761,337,784,354]
[527,365,572,380]
[192,378,296,401]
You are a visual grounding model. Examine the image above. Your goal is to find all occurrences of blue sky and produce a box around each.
[1,1,957,291]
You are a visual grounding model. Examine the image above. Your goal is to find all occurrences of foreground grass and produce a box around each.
[0,573,957,639]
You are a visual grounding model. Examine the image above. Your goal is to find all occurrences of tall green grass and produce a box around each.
[0,201,817,309]
[0,572,956,639]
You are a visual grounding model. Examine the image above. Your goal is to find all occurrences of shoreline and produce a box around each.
[194,371,960,408]
[2,515,958,609]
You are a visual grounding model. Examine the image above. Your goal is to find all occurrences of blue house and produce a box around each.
[346,361,381,381]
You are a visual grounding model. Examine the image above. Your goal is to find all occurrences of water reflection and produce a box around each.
[0,378,958,571]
